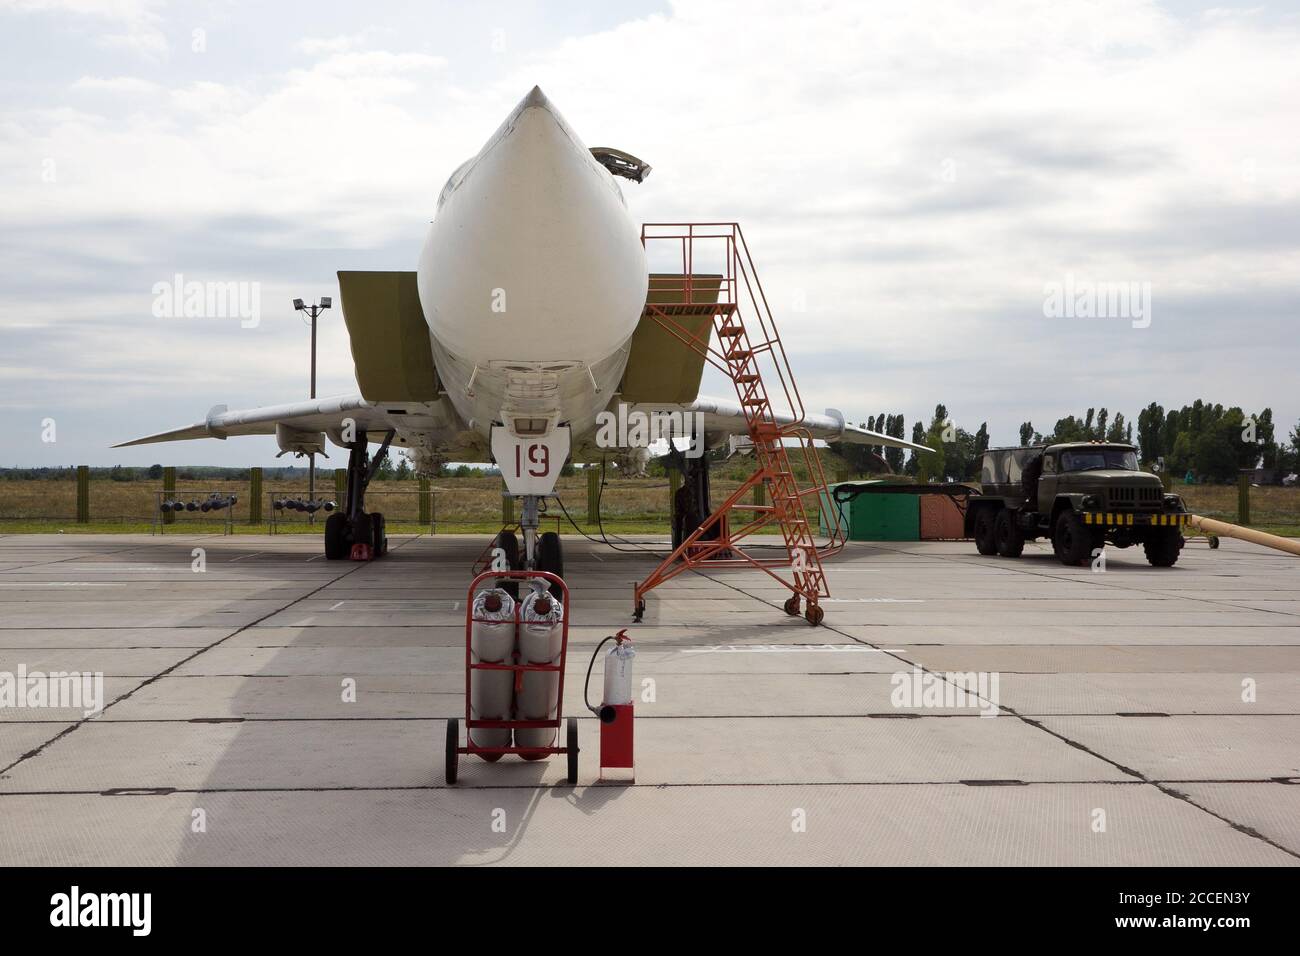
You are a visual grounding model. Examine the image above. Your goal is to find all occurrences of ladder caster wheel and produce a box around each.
[783,594,801,616]
[804,603,824,626]
[633,599,645,623]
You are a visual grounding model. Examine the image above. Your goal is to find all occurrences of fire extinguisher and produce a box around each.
[584,629,635,776]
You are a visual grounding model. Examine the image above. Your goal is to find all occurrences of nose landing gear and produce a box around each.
[480,496,565,596]
[519,495,564,594]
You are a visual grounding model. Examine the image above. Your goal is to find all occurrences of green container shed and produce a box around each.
[820,482,921,541]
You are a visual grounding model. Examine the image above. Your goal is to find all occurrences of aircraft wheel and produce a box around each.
[371,512,387,556]
[538,531,564,599]
[351,511,373,547]
[324,513,349,560]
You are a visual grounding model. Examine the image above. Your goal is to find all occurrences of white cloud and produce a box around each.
[167,81,253,114]
[3,0,169,59]
[71,74,159,93]
[95,26,168,60]
[294,33,366,57]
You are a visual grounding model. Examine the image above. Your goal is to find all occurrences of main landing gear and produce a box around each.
[671,444,721,550]
[323,428,394,561]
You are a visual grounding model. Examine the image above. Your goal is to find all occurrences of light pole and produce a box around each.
[294,297,332,520]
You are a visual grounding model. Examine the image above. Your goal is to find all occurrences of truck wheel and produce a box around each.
[1053,512,1091,566]
[974,508,998,556]
[994,510,1025,558]
[1144,528,1183,567]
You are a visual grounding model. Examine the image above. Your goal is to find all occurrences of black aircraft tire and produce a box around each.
[351,511,373,548]
[538,531,564,600]
[324,513,349,560]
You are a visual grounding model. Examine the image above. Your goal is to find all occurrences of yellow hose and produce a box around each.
[1188,515,1300,557]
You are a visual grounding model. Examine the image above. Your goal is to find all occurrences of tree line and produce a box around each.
[840,405,990,483]
[1022,401,1291,483]
[840,400,1296,484]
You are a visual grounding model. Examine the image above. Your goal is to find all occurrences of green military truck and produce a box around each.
[965,442,1190,567]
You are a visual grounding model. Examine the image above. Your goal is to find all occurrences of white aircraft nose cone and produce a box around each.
[520,83,549,110]
[418,87,648,367]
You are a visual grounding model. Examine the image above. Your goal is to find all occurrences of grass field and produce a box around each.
[1,473,1295,536]
[0,474,785,536]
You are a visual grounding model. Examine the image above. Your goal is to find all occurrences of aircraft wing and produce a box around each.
[112,394,480,459]
[113,395,387,446]
[675,396,935,453]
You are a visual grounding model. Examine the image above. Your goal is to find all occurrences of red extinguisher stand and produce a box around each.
[595,629,635,782]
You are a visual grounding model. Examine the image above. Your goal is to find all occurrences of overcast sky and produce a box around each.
[2,0,1298,466]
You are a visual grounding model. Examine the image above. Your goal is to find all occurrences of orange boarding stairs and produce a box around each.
[632,223,845,626]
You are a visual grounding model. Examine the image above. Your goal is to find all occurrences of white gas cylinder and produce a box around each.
[469,587,515,750]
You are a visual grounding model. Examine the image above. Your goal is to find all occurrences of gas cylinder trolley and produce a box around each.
[446,569,578,785]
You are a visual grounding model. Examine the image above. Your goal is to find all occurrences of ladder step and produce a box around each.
[742,398,767,406]
[717,326,743,338]
[735,374,759,383]
[727,350,752,361]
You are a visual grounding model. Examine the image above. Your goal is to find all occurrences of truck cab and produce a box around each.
[966,442,1189,567]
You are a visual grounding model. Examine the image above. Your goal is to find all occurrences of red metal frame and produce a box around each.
[461,569,572,759]
[634,223,845,620]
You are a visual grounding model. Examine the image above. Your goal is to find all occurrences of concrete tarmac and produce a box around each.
[0,532,1296,866]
